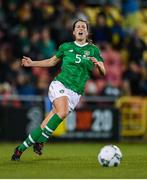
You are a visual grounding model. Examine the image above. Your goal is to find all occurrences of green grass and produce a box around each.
[0,142,147,178]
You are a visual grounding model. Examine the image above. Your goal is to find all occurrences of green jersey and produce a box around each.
[55,41,104,95]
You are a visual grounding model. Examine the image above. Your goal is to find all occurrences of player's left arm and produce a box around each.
[90,57,106,76]
[89,46,106,76]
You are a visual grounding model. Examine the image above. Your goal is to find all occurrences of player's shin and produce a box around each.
[37,114,62,143]
[18,126,42,152]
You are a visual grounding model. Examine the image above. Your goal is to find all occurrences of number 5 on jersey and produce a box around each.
[75,54,82,63]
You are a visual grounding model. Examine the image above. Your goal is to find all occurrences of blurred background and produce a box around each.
[0,0,147,142]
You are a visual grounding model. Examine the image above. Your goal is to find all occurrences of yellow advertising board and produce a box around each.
[116,96,147,136]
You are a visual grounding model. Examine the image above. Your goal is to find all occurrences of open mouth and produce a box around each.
[78,32,83,35]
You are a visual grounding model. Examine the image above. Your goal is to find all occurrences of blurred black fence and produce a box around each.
[0,95,44,141]
[0,95,120,141]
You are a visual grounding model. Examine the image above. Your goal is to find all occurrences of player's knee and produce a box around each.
[57,110,68,119]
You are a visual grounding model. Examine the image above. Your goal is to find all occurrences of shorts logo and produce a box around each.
[59,89,64,93]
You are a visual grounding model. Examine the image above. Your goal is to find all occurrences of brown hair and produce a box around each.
[72,19,89,31]
[72,19,93,44]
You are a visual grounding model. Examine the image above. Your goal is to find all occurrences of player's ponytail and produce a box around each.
[73,19,93,45]
[86,36,93,45]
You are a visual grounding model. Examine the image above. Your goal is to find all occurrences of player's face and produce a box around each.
[73,21,88,41]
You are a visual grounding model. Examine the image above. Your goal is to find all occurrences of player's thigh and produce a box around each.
[53,96,69,118]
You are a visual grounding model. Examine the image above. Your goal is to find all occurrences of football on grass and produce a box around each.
[98,145,122,167]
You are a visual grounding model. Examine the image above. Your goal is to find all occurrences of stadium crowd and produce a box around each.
[0,0,147,100]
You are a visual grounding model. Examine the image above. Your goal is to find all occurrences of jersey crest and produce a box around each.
[84,50,90,56]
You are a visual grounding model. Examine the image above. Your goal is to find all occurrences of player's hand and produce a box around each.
[89,57,100,66]
[89,57,106,76]
[21,56,33,67]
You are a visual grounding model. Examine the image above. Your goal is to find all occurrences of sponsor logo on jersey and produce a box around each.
[69,49,74,52]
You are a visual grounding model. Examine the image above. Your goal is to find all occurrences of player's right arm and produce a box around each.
[22,43,66,67]
[21,55,60,67]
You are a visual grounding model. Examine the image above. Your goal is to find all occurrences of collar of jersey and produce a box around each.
[74,41,88,47]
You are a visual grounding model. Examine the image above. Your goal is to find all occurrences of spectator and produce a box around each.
[92,12,112,45]
[29,30,41,60]
[17,2,32,29]
[111,19,125,49]
[39,27,56,59]
[5,0,19,30]
[127,28,147,66]
[123,61,142,95]
[139,62,147,96]
[101,44,124,89]
[12,27,30,58]
[0,46,11,83]
[16,72,37,96]
[31,0,46,29]
[36,73,50,96]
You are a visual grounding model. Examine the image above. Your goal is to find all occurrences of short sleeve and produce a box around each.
[94,47,104,62]
[55,43,65,59]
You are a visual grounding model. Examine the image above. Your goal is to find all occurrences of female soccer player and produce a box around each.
[11,19,106,161]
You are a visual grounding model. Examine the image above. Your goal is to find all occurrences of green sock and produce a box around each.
[18,126,42,152]
[37,114,62,143]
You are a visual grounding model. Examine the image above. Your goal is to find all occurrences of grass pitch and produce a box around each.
[0,142,147,178]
